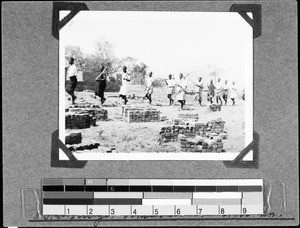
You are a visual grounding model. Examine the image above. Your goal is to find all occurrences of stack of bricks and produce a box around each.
[67,143,100,152]
[127,110,160,123]
[65,133,82,145]
[121,105,161,123]
[159,118,227,143]
[178,113,199,120]
[206,119,225,134]
[121,105,151,117]
[159,126,180,143]
[209,104,222,112]
[159,122,205,142]
[65,113,96,129]
[179,134,225,152]
[69,105,108,121]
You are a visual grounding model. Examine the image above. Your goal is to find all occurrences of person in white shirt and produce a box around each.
[144,72,154,104]
[176,73,188,110]
[65,57,78,104]
[164,74,175,105]
[222,79,229,105]
[230,81,237,106]
[119,66,131,105]
[195,77,204,106]
[215,77,223,105]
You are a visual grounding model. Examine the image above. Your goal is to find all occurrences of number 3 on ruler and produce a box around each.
[110,208,115,215]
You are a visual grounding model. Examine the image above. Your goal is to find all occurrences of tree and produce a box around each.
[65,45,85,70]
[204,64,225,83]
[114,57,148,84]
[81,38,116,73]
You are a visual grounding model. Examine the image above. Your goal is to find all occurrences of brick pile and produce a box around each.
[127,110,160,123]
[209,104,222,112]
[159,118,227,143]
[121,105,161,123]
[67,143,100,152]
[65,132,82,145]
[206,119,225,134]
[69,105,108,121]
[65,113,96,129]
[179,134,225,152]
[178,113,199,120]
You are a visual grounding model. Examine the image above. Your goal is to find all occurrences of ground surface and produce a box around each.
[65,85,245,153]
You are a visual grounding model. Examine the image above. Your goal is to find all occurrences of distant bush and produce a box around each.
[152,78,165,88]
[106,77,122,92]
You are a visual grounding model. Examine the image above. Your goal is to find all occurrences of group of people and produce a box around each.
[65,58,239,109]
[206,78,238,106]
[163,74,238,109]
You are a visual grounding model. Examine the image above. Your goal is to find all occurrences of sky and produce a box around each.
[60,11,252,90]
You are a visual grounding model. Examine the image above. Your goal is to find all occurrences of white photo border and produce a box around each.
[59,11,253,161]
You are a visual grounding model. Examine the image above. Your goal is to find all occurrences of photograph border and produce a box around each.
[57,8,254,161]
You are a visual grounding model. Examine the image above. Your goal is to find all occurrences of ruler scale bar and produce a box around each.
[41,179,263,216]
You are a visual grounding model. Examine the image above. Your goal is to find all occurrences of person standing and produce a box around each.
[176,73,188,110]
[119,66,131,105]
[164,74,175,105]
[207,79,215,104]
[230,81,237,106]
[222,79,229,105]
[195,77,204,106]
[144,72,154,104]
[65,57,78,104]
[215,77,223,105]
[95,65,107,105]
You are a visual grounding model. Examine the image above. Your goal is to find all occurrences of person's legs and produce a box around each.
[218,96,222,105]
[231,98,235,105]
[198,93,202,106]
[145,93,150,103]
[179,100,184,109]
[100,81,106,104]
[149,94,152,104]
[71,77,77,104]
[167,94,172,105]
[223,94,227,105]
[71,91,77,104]
[170,94,174,104]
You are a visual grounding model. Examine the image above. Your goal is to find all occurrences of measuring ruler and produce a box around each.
[42,179,263,216]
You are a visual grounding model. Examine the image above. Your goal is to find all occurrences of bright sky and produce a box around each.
[60,11,252,90]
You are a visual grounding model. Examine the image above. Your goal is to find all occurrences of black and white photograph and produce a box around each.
[59,11,253,160]
[3,1,298,227]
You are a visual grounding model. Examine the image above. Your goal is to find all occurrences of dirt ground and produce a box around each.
[65,85,245,153]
